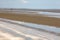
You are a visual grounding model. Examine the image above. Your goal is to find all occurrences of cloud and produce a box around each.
[21,0,28,4]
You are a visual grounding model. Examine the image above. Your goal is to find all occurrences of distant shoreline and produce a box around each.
[0,8,60,13]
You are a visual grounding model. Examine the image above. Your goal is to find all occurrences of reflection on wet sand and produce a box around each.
[0,29,23,40]
[0,19,60,40]
[0,22,42,40]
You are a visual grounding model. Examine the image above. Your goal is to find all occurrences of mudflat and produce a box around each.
[0,13,60,27]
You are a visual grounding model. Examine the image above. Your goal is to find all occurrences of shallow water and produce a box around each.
[0,18,60,33]
[0,18,60,40]
[16,21,60,33]
[38,12,60,18]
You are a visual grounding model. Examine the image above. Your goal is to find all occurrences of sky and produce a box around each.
[0,0,60,9]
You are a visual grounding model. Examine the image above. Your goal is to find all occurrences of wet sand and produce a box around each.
[0,13,60,27]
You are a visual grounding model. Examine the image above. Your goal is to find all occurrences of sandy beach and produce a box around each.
[0,13,60,27]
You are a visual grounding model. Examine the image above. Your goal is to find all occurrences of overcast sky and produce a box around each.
[0,0,60,9]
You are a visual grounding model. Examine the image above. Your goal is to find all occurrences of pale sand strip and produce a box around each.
[0,31,24,40]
